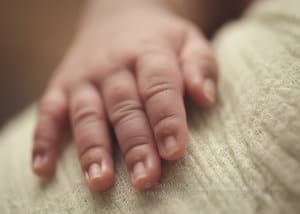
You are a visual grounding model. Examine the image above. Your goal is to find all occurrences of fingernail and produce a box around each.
[164,136,178,156]
[203,79,216,104]
[33,155,42,170]
[86,163,102,181]
[33,154,46,170]
[132,162,146,182]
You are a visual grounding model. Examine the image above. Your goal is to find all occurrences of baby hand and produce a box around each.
[32,4,217,191]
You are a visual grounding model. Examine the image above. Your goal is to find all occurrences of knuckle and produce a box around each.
[153,114,180,136]
[122,135,151,160]
[109,99,143,127]
[34,127,54,143]
[141,78,179,102]
[72,107,102,130]
[79,146,108,169]
[76,133,98,148]
[107,84,133,105]
[77,141,107,160]
[138,52,182,101]
[71,87,104,129]
[33,124,58,148]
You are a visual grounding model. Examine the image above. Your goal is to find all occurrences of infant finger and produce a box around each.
[136,50,188,160]
[70,83,114,191]
[100,70,161,190]
[181,28,218,107]
[32,89,68,177]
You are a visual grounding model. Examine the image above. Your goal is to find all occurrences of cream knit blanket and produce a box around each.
[0,0,299,213]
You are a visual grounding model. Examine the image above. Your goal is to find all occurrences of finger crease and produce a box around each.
[143,82,178,103]
[122,136,152,159]
[78,144,110,160]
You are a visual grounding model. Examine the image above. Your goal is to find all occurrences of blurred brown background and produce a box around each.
[0,1,81,126]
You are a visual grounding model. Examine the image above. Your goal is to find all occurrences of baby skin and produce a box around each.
[31,0,218,191]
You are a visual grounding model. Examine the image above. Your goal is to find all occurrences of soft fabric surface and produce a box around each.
[0,0,299,213]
